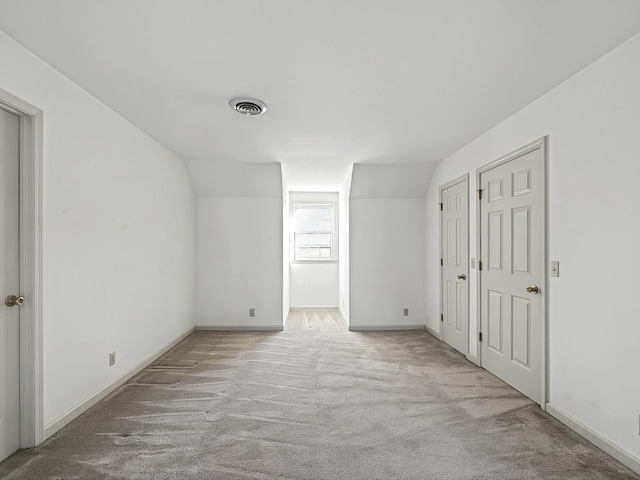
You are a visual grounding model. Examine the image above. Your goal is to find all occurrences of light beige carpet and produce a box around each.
[285,309,347,332]
[1,315,637,479]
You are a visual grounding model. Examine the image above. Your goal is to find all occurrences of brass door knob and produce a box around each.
[458,274,466,280]
[525,285,539,294]
[5,295,25,307]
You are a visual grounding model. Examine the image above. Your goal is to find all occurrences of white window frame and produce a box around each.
[291,203,337,263]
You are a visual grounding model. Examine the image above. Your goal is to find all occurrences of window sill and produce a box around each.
[290,259,338,265]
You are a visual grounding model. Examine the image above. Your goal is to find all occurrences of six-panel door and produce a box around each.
[0,107,21,462]
[480,147,543,405]
[441,178,469,355]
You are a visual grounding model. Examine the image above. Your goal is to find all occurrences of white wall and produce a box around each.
[289,192,339,309]
[282,178,290,322]
[0,32,195,429]
[196,197,283,329]
[338,168,353,324]
[425,33,640,463]
[290,264,338,308]
[350,199,425,329]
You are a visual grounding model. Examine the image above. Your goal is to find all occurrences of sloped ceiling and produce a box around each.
[1,1,639,196]
[350,164,435,199]
[185,161,282,197]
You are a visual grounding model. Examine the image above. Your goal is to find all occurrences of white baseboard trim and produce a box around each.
[466,352,479,366]
[338,306,349,327]
[349,324,425,331]
[43,326,195,441]
[425,324,441,340]
[195,325,284,331]
[289,307,338,311]
[546,403,640,475]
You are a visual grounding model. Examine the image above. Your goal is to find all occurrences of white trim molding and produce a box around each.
[465,353,479,366]
[0,88,44,448]
[195,325,284,331]
[349,324,425,331]
[43,327,195,440]
[288,307,340,312]
[425,324,441,340]
[546,404,640,475]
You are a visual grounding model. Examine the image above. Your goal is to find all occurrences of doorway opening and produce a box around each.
[281,165,353,331]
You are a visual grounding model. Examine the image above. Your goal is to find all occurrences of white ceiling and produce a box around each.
[1,1,639,172]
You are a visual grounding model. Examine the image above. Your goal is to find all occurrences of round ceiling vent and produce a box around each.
[229,97,267,116]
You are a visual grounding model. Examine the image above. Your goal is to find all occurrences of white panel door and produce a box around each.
[480,146,543,404]
[441,177,468,355]
[0,107,20,461]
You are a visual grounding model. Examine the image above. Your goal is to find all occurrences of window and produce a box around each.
[292,204,335,261]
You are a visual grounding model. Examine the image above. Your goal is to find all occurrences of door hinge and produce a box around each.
[438,202,443,211]
[440,258,443,266]
[479,332,483,342]
[478,189,483,200]
[478,261,483,271]
[440,313,444,322]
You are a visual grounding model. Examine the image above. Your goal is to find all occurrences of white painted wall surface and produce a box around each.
[350,199,425,329]
[424,33,640,461]
[290,263,338,308]
[282,181,290,322]
[338,169,353,324]
[0,32,195,428]
[196,197,283,329]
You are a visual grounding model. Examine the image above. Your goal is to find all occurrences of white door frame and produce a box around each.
[0,88,44,447]
[438,174,469,346]
[475,137,548,409]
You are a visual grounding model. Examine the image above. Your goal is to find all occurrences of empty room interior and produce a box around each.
[0,1,639,478]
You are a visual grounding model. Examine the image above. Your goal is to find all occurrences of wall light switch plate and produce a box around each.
[551,261,560,277]
[471,258,476,269]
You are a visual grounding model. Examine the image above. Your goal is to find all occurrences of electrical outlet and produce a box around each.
[403,308,409,316]
[551,260,560,277]
[249,308,255,317]
[471,258,476,269]
[109,352,116,367]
